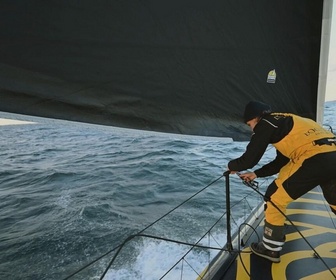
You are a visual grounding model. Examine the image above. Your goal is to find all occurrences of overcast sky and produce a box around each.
[326,2,336,101]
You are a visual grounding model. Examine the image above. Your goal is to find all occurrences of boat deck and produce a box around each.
[200,187,336,280]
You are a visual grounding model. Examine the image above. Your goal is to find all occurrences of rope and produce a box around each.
[237,222,260,279]
[241,177,336,279]
[317,185,336,230]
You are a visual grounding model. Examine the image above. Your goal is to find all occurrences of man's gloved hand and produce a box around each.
[237,171,259,189]
[238,171,257,182]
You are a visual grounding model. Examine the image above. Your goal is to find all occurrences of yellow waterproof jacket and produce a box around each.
[272,113,336,162]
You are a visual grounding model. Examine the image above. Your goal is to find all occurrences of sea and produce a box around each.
[1,101,335,280]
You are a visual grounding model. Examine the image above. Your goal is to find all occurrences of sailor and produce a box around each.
[227,101,336,263]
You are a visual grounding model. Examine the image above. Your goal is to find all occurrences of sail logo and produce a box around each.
[267,69,276,83]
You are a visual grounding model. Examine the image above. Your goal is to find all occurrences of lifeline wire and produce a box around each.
[63,175,224,280]
[160,204,230,279]
[157,181,263,279]
[99,175,229,279]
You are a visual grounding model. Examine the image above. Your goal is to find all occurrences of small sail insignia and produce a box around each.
[267,69,276,84]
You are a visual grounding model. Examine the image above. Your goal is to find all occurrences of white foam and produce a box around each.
[103,213,256,280]
[0,118,35,126]
[105,231,227,280]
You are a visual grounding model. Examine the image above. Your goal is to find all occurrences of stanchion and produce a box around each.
[223,171,233,252]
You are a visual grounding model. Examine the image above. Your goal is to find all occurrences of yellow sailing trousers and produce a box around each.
[265,147,336,226]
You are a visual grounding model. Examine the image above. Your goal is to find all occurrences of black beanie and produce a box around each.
[243,101,271,123]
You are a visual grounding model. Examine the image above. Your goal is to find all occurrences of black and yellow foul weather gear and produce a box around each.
[228,101,336,262]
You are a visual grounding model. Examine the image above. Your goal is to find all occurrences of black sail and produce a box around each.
[0,1,326,140]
